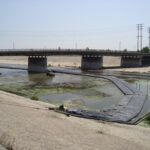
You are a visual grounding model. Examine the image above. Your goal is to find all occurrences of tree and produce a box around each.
[141,47,150,53]
[85,47,90,51]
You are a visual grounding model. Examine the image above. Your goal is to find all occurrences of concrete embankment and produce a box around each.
[0,90,150,150]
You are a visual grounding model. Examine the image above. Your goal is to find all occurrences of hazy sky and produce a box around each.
[0,0,150,50]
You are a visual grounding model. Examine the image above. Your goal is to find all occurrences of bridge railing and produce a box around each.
[0,49,149,56]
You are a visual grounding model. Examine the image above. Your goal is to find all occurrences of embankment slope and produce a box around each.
[0,90,150,150]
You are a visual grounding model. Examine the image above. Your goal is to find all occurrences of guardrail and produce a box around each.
[0,49,150,56]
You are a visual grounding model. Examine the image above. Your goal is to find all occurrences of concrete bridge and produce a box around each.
[0,49,150,72]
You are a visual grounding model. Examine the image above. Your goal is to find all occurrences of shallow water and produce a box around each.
[0,67,123,111]
[0,65,150,119]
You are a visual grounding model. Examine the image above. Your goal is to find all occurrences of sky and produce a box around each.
[0,0,150,50]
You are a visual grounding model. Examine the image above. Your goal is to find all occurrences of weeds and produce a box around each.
[141,114,150,127]
[96,130,105,135]
[31,95,39,101]
[145,115,150,124]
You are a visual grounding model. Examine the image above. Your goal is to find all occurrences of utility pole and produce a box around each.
[75,42,78,49]
[118,41,121,51]
[140,24,143,51]
[137,24,143,51]
[13,41,15,49]
[137,24,140,51]
[148,27,150,48]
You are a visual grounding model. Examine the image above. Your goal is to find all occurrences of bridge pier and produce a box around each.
[28,56,47,73]
[81,55,103,70]
[121,56,142,67]
[142,56,150,66]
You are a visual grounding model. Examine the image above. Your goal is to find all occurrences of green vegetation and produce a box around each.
[31,95,39,101]
[96,130,105,135]
[48,64,52,67]
[145,115,150,123]
[139,114,150,128]
[141,47,150,53]
[0,72,123,111]
[124,78,137,83]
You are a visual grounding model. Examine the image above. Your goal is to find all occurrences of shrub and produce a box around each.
[31,95,39,101]
[96,130,105,135]
[145,114,150,124]
[141,47,150,53]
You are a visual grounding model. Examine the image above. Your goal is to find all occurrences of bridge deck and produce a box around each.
[0,49,150,56]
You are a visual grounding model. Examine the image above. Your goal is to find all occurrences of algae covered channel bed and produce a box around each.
[0,68,124,111]
[0,67,150,126]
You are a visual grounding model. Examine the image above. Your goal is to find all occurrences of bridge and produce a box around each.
[0,49,150,72]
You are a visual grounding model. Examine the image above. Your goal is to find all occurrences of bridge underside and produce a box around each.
[81,56,103,70]
[28,56,47,73]
[27,55,150,72]
[121,56,142,67]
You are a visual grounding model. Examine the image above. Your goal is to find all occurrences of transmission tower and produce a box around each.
[140,24,143,50]
[137,24,143,51]
[137,24,140,51]
[148,27,150,48]
[13,41,15,49]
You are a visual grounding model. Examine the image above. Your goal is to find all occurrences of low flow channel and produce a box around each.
[50,69,148,124]
[0,64,149,124]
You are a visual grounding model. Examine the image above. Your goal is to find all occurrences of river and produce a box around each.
[0,64,150,123]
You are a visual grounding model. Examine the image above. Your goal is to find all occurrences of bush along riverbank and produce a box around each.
[140,114,150,127]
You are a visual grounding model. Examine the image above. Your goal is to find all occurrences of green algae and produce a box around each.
[0,68,124,110]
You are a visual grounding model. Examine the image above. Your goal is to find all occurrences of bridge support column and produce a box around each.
[121,56,142,67]
[81,56,103,70]
[28,56,47,73]
[142,56,150,66]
